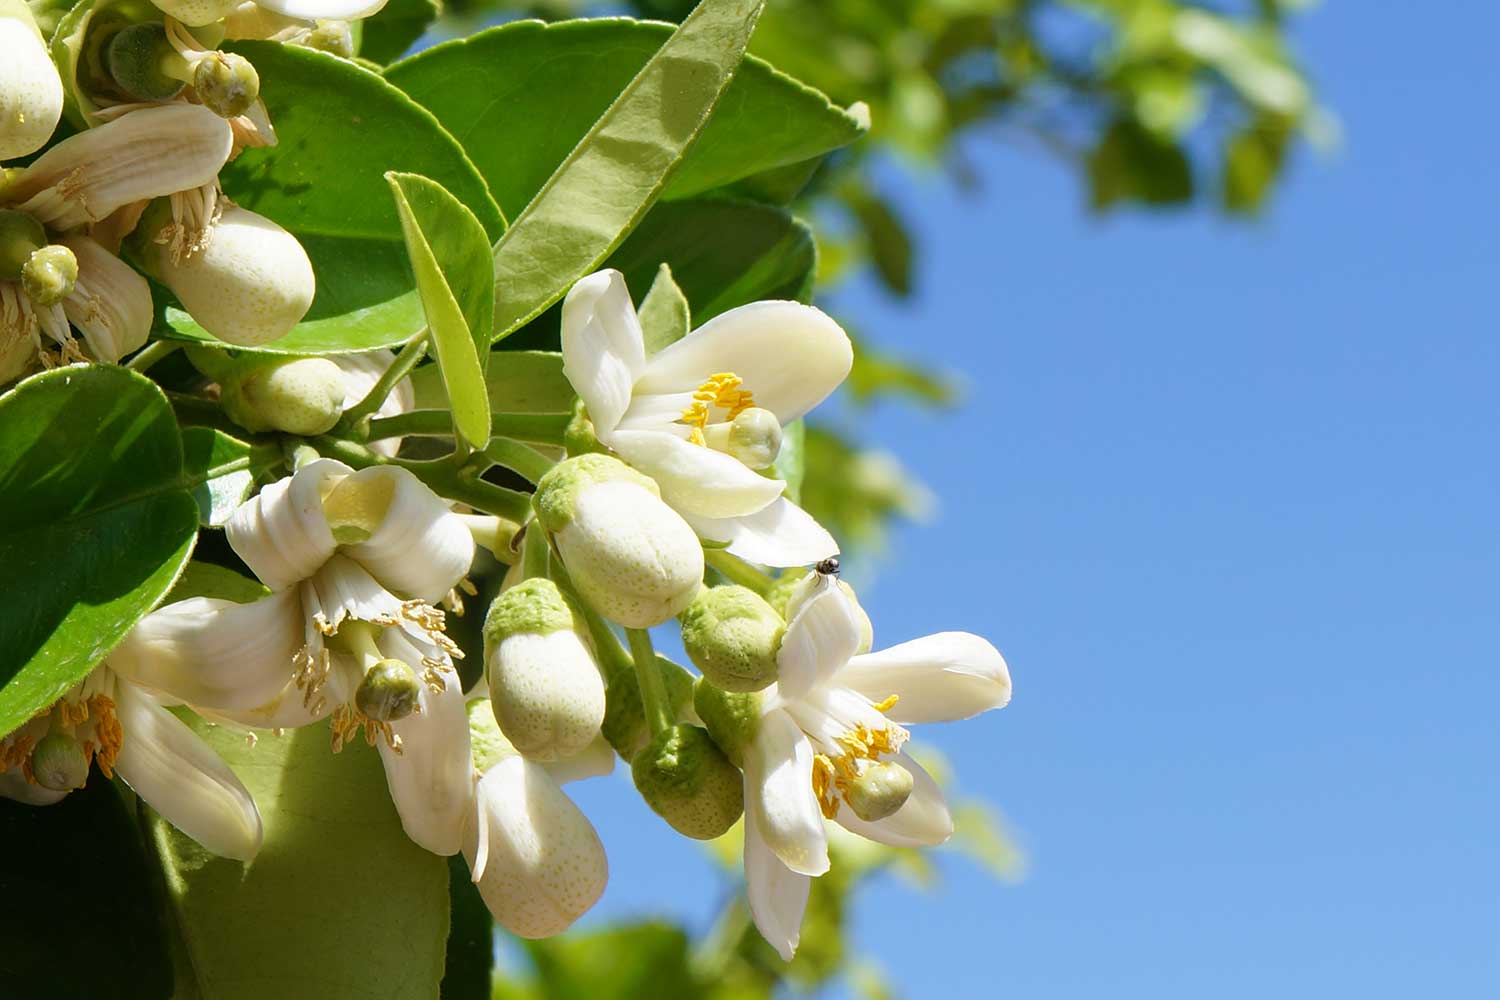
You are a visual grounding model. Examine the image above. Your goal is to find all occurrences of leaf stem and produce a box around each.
[483,437,554,484]
[310,434,533,521]
[124,340,181,372]
[704,548,773,595]
[340,333,427,431]
[521,523,549,580]
[550,561,633,682]
[366,410,570,446]
[626,627,672,738]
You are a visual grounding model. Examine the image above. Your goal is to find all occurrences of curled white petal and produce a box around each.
[609,428,786,520]
[59,236,152,362]
[561,269,646,437]
[744,708,828,877]
[113,682,262,860]
[838,632,1010,725]
[0,767,68,807]
[743,795,810,962]
[255,0,389,21]
[378,643,470,856]
[685,497,837,569]
[341,466,474,602]
[775,576,864,702]
[832,751,953,848]
[226,460,346,590]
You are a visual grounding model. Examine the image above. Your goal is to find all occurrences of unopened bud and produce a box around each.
[482,578,605,762]
[305,21,353,59]
[0,210,46,280]
[30,731,89,791]
[692,681,760,769]
[702,406,782,470]
[20,244,77,307]
[631,724,743,840]
[355,658,420,722]
[221,357,346,435]
[845,760,914,822]
[534,454,703,628]
[680,585,784,693]
[600,655,695,763]
[156,205,315,347]
[106,23,187,102]
[193,52,259,119]
[0,8,64,160]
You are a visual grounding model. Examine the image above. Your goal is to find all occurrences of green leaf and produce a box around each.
[841,186,913,297]
[606,198,816,321]
[383,17,864,223]
[179,427,277,526]
[412,350,574,415]
[0,367,197,737]
[358,0,440,66]
[147,717,450,1000]
[639,263,692,354]
[387,172,493,448]
[523,922,700,1000]
[1223,115,1291,214]
[1088,118,1193,210]
[164,42,504,355]
[166,561,270,604]
[434,0,769,341]
[0,775,172,1000]
[438,853,493,999]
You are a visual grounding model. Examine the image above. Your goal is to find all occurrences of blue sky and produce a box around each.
[565,5,1499,997]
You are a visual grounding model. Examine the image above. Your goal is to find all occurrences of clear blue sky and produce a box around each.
[564,5,1500,997]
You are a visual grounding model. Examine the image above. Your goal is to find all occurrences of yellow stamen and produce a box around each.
[872,693,900,713]
[679,372,756,447]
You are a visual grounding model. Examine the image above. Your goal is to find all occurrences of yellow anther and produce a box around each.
[872,694,900,714]
[89,695,123,778]
[679,372,756,446]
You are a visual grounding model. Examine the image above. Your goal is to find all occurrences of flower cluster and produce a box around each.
[2,258,1010,956]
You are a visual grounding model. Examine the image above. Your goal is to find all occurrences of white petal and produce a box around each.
[743,800,810,962]
[833,751,953,848]
[635,302,851,422]
[541,734,616,785]
[775,575,863,702]
[109,592,302,712]
[0,19,63,161]
[341,466,475,602]
[561,269,645,437]
[254,0,388,20]
[743,708,827,877]
[838,633,1011,725]
[311,554,407,629]
[609,428,785,519]
[462,757,609,938]
[59,236,152,362]
[685,497,837,568]
[10,105,233,231]
[113,682,262,860]
[226,460,348,590]
[0,768,68,806]
[378,647,470,856]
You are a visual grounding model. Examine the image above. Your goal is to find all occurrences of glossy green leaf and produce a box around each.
[522,922,699,1000]
[358,0,440,65]
[639,263,691,354]
[179,427,279,526]
[412,350,573,415]
[606,198,816,321]
[166,562,270,604]
[164,42,504,355]
[148,717,450,1000]
[0,775,172,1000]
[387,172,493,448]
[437,0,768,341]
[0,367,197,737]
[384,17,864,223]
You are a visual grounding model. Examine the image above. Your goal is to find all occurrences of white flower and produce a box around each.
[740,572,1011,959]
[463,702,610,938]
[0,662,262,860]
[0,9,64,161]
[117,460,478,855]
[561,269,852,567]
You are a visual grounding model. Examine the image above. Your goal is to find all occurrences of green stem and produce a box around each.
[310,435,532,521]
[550,561,633,682]
[124,340,180,372]
[521,524,549,580]
[705,548,773,595]
[339,333,427,431]
[626,628,671,737]
[483,437,554,484]
[368,410,571,446]
[166,391,242,436]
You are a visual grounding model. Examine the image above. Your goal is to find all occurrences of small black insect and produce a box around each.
[815,556,841,577]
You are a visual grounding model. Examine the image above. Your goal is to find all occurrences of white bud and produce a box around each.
[534,455,703,629]
[221,357,347,435]
[0,13,64,161]
[156,205,314,347]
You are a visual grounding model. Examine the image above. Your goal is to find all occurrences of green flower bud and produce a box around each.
[466,697,518,774]
[30,731,89,791]
[534,454,703,629]
[221,357,346,436]
[305,21,353,59]
[680,585,784,693]
[692,680,761,769]
[600,655,695,763]
[631,724,743,840]
[20,244,77,307]
[563,397,605,457]
[702,406,782,470]
[193,51,259,119]
[106,23,186,102]
[0,210,47,280]
[845,760,914,822]
[355,658,420,722]
[483,578,605,762]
